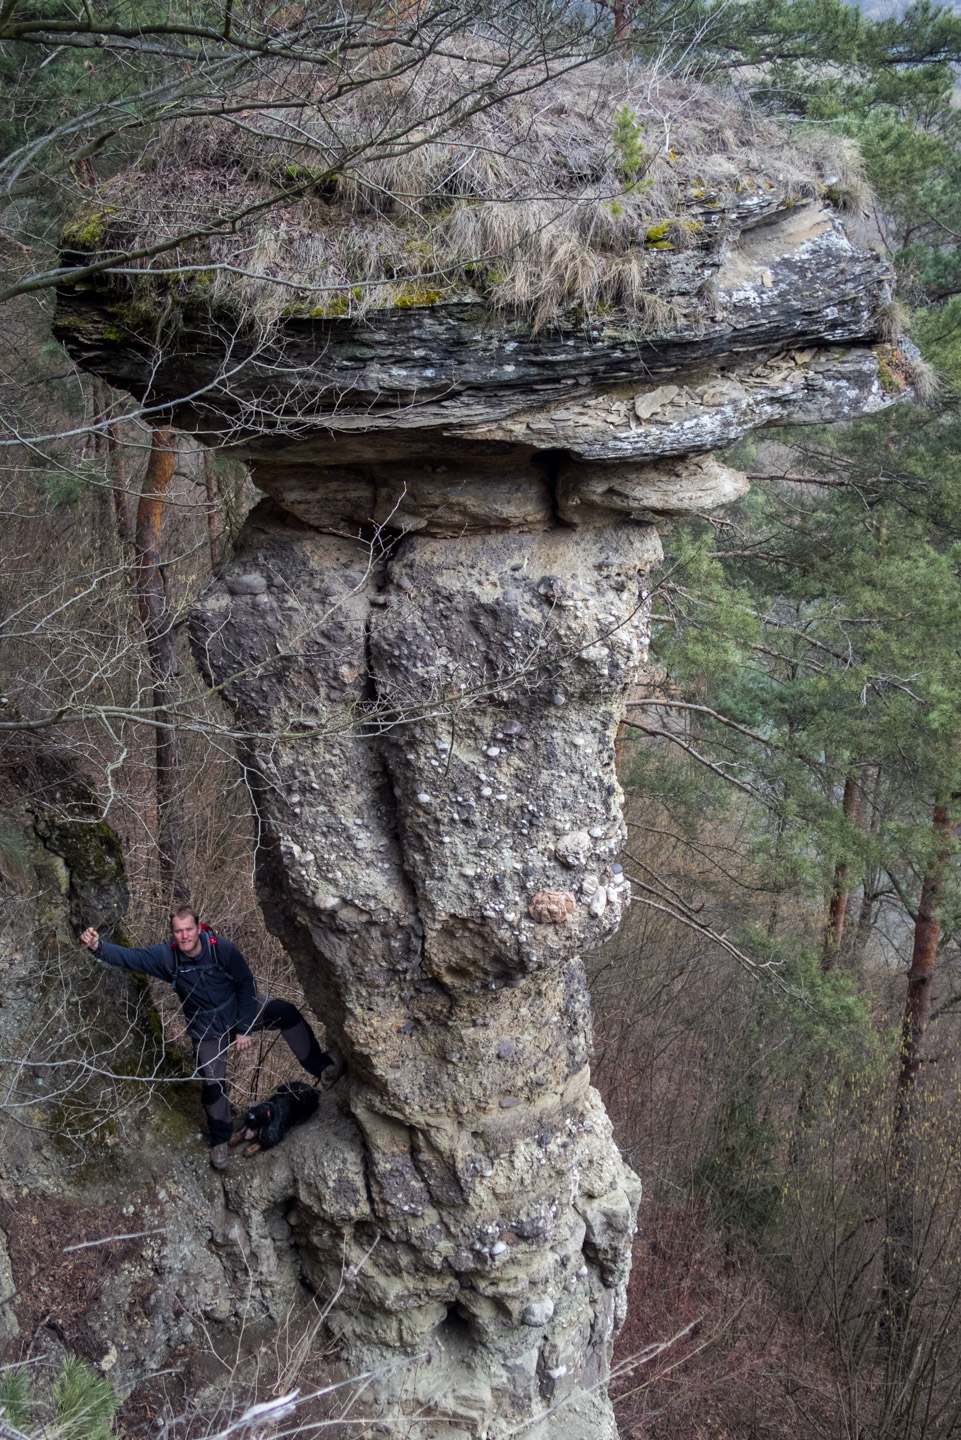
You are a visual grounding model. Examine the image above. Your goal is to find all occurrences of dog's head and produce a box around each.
[240,1100,274,1139]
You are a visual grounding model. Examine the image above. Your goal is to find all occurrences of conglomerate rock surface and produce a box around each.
[191,502,654,1440]
[57,139,906,1434]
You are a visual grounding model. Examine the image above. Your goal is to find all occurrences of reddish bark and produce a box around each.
[614,0,633,51]
[133,427,189,906]
[883,799,956,1352]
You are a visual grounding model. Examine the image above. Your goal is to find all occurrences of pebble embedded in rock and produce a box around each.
[500,1096,521,1108]
[528,891,576,923]
[497,1039,516,1058]
[226,573,267,595]
[521,1300,555,1326]
[555,831,592,869]
[588,886,608,918]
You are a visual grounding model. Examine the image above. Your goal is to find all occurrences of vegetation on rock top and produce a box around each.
[58,57,861,334]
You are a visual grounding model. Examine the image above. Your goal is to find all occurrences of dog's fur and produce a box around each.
[231,1081,320,1155]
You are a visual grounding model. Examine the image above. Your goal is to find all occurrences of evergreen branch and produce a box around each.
[884,866,919,925]
[625,876,792,993]
[744,471,870,489]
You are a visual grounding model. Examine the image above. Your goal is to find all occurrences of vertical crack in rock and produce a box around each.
[190,483,657,1439]
[360,522,654,1438]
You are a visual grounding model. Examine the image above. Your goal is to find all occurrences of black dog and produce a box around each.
[231,1081,320,1155]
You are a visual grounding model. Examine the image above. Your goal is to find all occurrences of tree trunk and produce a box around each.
[91,380,131,545]
[203,450,221,575]
[106,415,131,546]
[133,426,189,906]
[882,799,955,1355]
[848,765,884,971]
[767,810,787,937]
[821,762,872,970]
[613,0,633,51]
[850,869,879,968]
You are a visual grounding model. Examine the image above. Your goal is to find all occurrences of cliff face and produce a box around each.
[52,85,907,1435]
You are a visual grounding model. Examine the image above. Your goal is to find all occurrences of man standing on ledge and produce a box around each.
[81,907,337,1170]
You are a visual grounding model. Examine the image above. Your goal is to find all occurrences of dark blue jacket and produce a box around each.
[94,933,258,1038]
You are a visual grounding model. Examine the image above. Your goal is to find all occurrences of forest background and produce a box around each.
[5,0,961,1435]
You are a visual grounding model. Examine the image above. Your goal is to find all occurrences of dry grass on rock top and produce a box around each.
[64,56,867,333]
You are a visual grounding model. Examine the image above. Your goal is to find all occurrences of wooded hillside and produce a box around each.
[4,0,961,1436]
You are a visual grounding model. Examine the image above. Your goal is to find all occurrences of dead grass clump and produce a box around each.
[910,352,941,403]
[64,49,866,334]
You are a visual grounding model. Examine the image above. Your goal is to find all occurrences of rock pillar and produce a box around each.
[191,453,659,1439]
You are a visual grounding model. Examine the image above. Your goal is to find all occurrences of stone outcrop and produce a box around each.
[56,199,898,457]
[55,126,908,1433]
[191,501,654,1439]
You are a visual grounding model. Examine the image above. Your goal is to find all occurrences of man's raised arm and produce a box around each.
[80,927,175,982]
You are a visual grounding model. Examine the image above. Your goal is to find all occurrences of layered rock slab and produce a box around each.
[191,500,658,1437]
[55,200,898,449]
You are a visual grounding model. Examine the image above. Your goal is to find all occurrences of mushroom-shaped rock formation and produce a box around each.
[55,58,910,1440]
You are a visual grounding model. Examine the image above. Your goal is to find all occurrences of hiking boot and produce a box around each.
[209,1143,229,1171]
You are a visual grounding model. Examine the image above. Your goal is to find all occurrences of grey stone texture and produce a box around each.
[190,501,655,1438]
[50,177,906,1436]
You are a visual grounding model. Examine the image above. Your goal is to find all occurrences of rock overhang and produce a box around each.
[54,193,906,527]
[52,61,908,527]
[47,65,919,1440]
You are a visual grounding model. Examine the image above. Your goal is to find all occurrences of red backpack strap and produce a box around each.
[198,922,218,946]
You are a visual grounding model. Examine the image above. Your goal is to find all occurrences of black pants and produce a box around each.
[193,996,331,1145]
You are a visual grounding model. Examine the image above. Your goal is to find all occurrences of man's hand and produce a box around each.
[80,927,100,951]
[234,1034,253,1052]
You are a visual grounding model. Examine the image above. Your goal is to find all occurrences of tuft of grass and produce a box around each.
[60,54,866,336]
[0,1365,32,1430]
[878,297,911,343]
[909,354,940,403]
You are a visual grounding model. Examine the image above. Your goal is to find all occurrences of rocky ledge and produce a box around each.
[55,84,906,1437]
